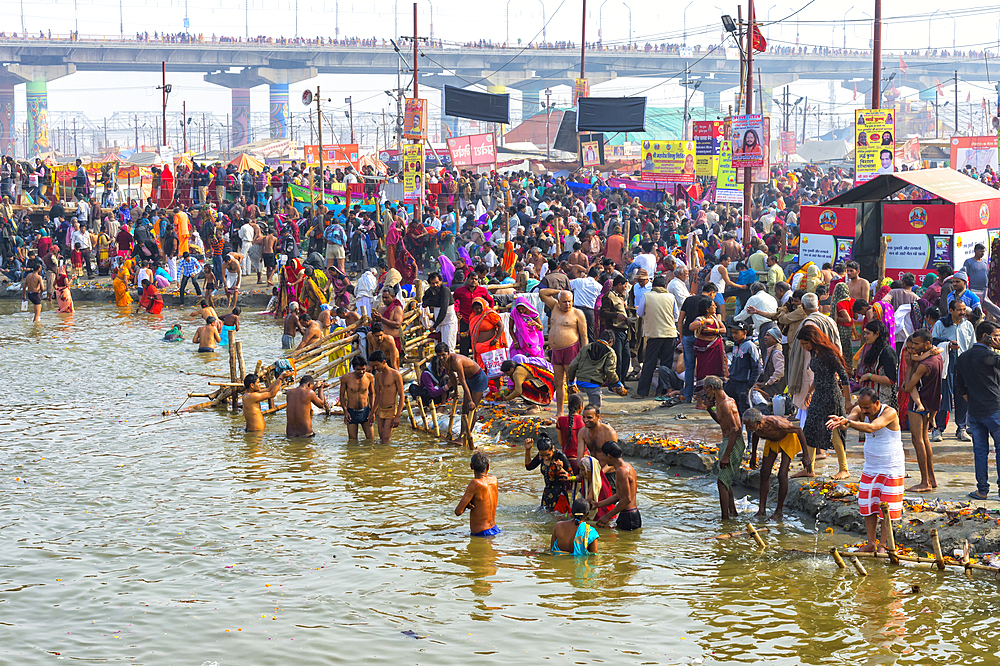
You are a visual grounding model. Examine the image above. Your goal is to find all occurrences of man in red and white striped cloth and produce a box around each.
[826,387,905,553]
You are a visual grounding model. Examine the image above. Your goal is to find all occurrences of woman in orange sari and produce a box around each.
[469,296,508,380]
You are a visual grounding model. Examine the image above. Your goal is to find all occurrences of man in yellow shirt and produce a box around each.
[173,207,191,255]
[766,254,786,298]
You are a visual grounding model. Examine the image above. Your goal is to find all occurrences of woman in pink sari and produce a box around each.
[508,296,545,360]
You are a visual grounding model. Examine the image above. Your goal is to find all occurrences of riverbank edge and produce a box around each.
[3,283,272,308]
[484,417,1000,557]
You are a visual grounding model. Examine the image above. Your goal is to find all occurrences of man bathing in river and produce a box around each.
[437,343,490,445]
[242,371,292,432]
[578,404,618,462]
[22,263,43,323]
[340,356,375,441]
[591,440,640,530]
[282,302,300,349]
[539,288,589,418]
[367,321,400,369]
[826,387,904,553]
[192,316,221,352]
[744,408,805,522]
[455,450,499,537]
[703,375,744,520]
[369,350,403,444]
[285,374,330,438]
[297,312,323,349]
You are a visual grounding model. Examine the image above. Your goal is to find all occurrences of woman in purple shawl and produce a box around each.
[437,255,456,286]
[508,297,545,359]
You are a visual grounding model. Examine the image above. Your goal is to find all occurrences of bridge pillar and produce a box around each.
[269,83,289,139]
[206,66,316,148]
[0,82,13,157]
[0,64,75,157]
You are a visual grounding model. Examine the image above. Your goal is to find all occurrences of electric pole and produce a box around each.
[183,101,188,152]
[160,61,168,146]
[134,115,139,150]
[316,85,324,206]
[346,96,355,142]
[73,117,78,156]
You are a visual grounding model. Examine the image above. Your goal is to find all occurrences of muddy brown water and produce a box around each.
[3,302,1000,665]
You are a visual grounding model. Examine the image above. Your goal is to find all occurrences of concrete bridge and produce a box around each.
[0,36,991,156]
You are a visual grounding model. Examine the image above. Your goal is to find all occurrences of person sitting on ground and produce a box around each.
[550,497,599,555]
[498,358,555,415]
[455,450,500,537]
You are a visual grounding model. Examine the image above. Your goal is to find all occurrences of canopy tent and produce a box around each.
[228,153,265,172]
[358,153,388,173]
[173,155,194,170]
[794,140,852,164]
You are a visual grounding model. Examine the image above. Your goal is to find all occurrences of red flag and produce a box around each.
[899,56,908,74]
[936,79,944,96]
[967,91,972,103]
[749,2,767,52]
[853,83,857,100]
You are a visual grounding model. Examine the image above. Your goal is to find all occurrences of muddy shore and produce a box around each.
[479,398,1000,558]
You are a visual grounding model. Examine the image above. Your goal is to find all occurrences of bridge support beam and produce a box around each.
[205,66,316,146]
[0,64,75,157]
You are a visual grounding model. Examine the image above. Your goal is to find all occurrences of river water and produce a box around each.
[3,302,1000,665]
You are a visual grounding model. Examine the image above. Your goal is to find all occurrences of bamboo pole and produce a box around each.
[295,336,359,372]
[262,402,286,415]
[447,398,458,439]
[292,334,359,368]
[235,340,246,380]
[430,401,441,437]
[963,539,972,579]
[850,556,868,576]
[285,319,364,359]
[830,547,846,569]
[404,394,418,428]
[310,349,361,379]
[710,527,773,540]
[746,523,766,549]
[209,382,246,387]
[880,502,900,565]
[415,391,430,431]
[186,392,214,398]
[931,529,946,571]
[228,343,239,412]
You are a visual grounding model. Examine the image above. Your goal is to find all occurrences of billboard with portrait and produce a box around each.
[715,141,743,203]
[854,109,895,183]
[403,99,427,140]
[692,120,724,177]
[730,114,765,168]
[402,143,424,204]
[640,140,696,183]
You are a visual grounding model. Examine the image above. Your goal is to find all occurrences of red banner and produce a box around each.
[882,203,952,235]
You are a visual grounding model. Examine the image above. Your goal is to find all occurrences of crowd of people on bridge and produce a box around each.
[7,144,1000,555]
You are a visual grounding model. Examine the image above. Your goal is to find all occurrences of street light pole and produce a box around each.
[538,0,546,44]
[622,1,632,48]
[545,88,552,159]
[683,0,693,46]
[928,10,940,51]
[507,0,512,45]
[843,6,853,50]
[599,0,609,43]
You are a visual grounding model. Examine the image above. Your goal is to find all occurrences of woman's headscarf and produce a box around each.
[870,300,896,348]
[874,277,893,303]
[437,255,456,286]
[457,246,473,266]
[804,263,822,293]
[509,296,545,359]
[921,272,938,291]
[500,241,517,279]
[832,281,850,308]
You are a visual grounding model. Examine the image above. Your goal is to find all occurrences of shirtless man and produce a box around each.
[592,440,640,530]
[192,316,221,352]
[845,260,870,302]
[285,374,329,438]
[224,252,243,308]
[367,321,400,369]
[539,288,589,417]
[372,288,405,354]
[454,450,500,537]
[282,302,300,349]
[296,312,322,350]
[703,375,744,520]
[369,350,403,444]
[437,342,491,448]
[22,263,44,323]
[189,298,219,323]
[342,306,361,326]
[578,404,619,460]
[221,307,241,346]
[567,242,589,272]
[339,356,375,440]
[262,226,279,285]
[744,408,805,522]
[317,305,332,336]
[242,370,292,432]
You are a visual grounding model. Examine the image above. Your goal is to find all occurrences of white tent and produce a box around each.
[796,140,852,163]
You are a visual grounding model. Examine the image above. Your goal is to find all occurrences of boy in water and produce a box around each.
[455,450,499,537]
[550,498,599,555]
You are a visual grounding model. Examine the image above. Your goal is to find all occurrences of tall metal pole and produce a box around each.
[743,0,754,242]
[683,62,689,140]
[183,101,188,152]
[872,0,881,108]
[955,69,959,135]
[545,88,552,160]
[161,62,167,146]
[73,118,78,156]
[580,0,587,77]
[316,86,323,207]
[413,2,421,223]
[348,96,355,142]
[801,96,807,144]
[119,0,123,38]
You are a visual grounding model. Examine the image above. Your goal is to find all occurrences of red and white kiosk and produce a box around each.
[800,169,1000,281]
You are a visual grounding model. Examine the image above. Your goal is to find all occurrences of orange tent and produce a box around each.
[359,153,388,173]
[228,153,265,172]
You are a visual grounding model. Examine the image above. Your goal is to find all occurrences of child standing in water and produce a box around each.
[455,451,499,537]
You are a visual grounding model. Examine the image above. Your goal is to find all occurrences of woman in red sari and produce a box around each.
[469,297,508,381]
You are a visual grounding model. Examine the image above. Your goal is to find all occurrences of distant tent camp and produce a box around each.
[228,153,265,172]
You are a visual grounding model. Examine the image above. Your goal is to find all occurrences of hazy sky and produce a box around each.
[3,1,1000,149]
